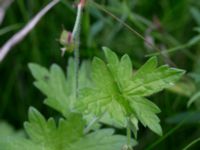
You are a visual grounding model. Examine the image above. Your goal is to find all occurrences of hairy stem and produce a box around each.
[72,1,84,98]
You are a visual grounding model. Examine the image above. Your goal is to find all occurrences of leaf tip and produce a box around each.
[102,46,110,52]
[28,106,36,114]
[148,56,158,65]
[28,63,38,73]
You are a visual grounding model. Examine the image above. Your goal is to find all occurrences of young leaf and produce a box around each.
[77,47,185,136]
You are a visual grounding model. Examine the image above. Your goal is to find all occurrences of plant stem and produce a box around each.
[84,117,99,134]
[127,125,131,146]
[72,1,84,98]
[126,119,133,150]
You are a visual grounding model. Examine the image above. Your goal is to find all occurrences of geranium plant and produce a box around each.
[0,0,185,150]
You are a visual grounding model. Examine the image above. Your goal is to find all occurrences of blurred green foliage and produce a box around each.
[1,0,200,149]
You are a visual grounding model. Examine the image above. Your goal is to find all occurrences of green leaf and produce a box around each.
[77,47,184,136]
[68,129,136,150]
[92,57,117,94]
[0,107,136,150]
[125,59,185,97]
[0,121,15,136]
[0,137,41,150]
[29,63,70,117]
[103,47,119,80]
[28,63,49,80]
[77,56,130,126]
[119,54,132,81]
[24,107,85,149]
[129,97,162,136]
[0,121,25,138]
[129,117,139,138]
[133,57,157,79]
[29,58,92,117]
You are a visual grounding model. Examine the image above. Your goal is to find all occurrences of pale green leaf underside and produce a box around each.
[29,63,70,117]
[29,58,91,117]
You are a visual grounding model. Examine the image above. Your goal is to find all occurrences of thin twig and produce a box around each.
[0,0,60,62]
[90,0,161,52]
[72,0,84,98]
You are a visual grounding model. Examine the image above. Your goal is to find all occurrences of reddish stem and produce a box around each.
[79,0,85,7]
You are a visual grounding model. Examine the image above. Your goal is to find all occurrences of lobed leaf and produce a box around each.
[77,47,184,136]
[29,58,92,117]
[0,137,41,150]
[0,107,135,150]
[124,58,185,97]
[29,63,70,117]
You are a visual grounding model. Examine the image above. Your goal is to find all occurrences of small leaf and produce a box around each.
[129,97,162,135]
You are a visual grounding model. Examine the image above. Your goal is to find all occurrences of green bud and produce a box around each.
[59,29,75,55]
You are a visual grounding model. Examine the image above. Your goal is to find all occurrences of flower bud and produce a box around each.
[59,29,75,55]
